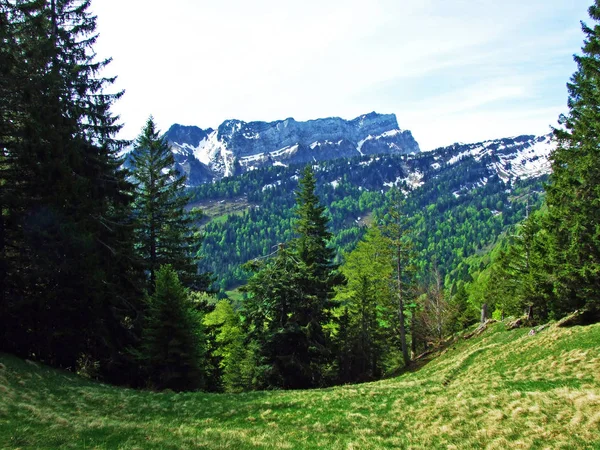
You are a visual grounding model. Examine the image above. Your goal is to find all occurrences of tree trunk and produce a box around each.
[480,303,488,324]
[527,305,533,321]
[410,312,417,358]
[397,256,410,366]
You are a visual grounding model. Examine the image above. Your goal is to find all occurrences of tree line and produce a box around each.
[0,0,207,389]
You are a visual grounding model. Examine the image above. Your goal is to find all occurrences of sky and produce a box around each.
[92,0,591,151]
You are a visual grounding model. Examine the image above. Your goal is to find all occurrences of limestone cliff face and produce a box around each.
[163,112,420,184]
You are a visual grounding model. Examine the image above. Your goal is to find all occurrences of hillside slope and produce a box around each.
[1,322,599,449]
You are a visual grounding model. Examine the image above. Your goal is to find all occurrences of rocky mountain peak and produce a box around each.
[163,112,420,184]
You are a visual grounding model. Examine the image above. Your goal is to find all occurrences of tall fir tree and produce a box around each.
[290,165,345,386]
[292,165,345,326]
[547,0,600,313]
[0,0,143,381]
[131,116,208,292]
[243,244,313,389]
[242,166,344,389]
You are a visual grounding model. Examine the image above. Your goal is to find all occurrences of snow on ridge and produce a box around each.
[239,152,266,163]
[243,131,260,140]
[485,135,554,182]
[191,130,220,166]
[270,144,299,158]
[383,171,424,190]
[357,135,373,155]
[262,179,283,192]
[379,129,401,138]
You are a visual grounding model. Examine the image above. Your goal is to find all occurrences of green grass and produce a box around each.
[2,321,600,449]
[190,197,253,227]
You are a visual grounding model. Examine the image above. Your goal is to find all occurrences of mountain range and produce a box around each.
[152,112,420,185]
[124,112,554,187]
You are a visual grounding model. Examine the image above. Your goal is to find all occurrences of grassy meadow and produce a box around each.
[1,321,599,449]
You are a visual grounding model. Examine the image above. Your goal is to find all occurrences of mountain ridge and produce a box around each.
[161,112,420,184]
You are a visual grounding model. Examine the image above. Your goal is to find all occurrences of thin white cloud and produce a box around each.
[92,0,590,148]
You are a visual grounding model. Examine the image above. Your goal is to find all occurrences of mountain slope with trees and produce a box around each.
[191,142,549,291]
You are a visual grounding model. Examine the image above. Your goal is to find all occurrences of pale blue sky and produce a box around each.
[93,0,591,150]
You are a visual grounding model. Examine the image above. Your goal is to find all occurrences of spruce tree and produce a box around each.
[292,165,345,330]
[0,0,143,380]
[243,244,313,389]
[242,166,344,389]
[334,225,394,382]
[493,213,554,319]
[131,116,208,292]
[547,0,600,313]
[138,265,205,391]
[290,165,345,386]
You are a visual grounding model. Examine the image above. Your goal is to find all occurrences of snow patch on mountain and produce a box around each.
[444,134,554,183]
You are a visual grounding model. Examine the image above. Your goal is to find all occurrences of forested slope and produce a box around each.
[191,146,547,290]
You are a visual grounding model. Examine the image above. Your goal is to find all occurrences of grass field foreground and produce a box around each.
[1,321,600,449]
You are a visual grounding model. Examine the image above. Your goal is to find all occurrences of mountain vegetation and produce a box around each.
[193,155,545,291]
[0,0,144,384]
[1,1,600,439]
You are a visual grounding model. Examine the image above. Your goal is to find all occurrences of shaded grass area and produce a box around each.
[2,322,600,449]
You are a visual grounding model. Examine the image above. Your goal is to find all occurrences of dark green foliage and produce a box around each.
[546,0,600,313]
[494,212,554,319]
[132,117,209,291]
[292,166,345,323]
[465,2,600,322]
[0,0,143,382]
[138,265,205,391]
[447,283,473,332]
[243,245,318,389]
[203,299,256,393]
[242,166,344,389]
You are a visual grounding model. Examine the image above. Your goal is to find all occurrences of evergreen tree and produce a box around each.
[243,244,314,389]
[242,166,344,389]
[293,165,345,308]
[203,299,255,393]
[493,213,554,319]
[547,0,600,313]
[0,0,143,381]
[138,265,205,391]
[447,282,472,332]
[290,165,345,385]
[131,116,208,291]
